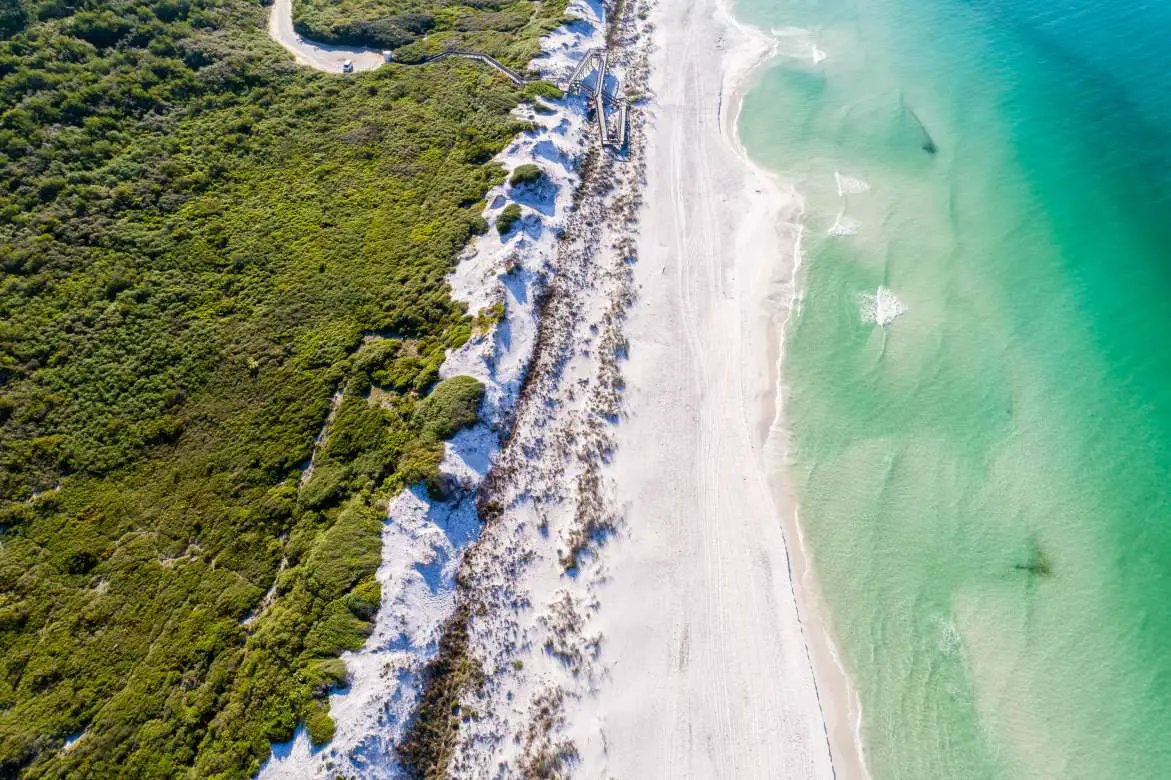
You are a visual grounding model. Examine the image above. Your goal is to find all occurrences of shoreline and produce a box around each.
[715,2,873,777]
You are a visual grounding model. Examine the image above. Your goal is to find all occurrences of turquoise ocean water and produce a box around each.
[735,0,1171,776]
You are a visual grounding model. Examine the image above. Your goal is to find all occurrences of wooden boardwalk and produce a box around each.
[420,50,530,86]
[565,48,628,152]
[409,46,628,152]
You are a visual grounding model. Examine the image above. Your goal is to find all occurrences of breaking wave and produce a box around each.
[771,26,827,64]
[828,213,863,236]
[858,287,907,326]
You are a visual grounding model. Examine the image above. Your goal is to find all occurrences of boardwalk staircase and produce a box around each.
[565,48,627,151]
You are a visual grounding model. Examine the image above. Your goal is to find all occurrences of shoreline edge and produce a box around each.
[713,1,874,777]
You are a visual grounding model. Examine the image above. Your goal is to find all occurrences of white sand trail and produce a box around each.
[267,0,386,73]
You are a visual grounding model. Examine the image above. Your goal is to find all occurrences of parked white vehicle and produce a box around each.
[341,59,354,73]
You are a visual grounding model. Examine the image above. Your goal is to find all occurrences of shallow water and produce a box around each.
[735,0,1171,776]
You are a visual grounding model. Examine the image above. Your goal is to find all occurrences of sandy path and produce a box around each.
[572,0,858,777]
[267,0,386,73]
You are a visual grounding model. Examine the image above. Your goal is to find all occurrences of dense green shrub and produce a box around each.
[496,202,523,234]
[396,439,445,489]
[312,12,436,51]
[520,79,564,102]
[0,0,27,38]
[412,375,485,440]
[301,462,351,509]
[509,162,543,186]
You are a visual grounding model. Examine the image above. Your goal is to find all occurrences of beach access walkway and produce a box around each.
[565,47,628,150]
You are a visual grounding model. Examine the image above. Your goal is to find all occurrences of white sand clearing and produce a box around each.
[569,0,868,777]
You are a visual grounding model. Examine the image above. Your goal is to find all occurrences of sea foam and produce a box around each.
[858,287,906,326]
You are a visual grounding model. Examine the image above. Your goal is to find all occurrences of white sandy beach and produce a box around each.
[568,0,865,776]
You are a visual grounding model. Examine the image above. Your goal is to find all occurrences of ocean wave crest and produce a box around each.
[770,26,827,64]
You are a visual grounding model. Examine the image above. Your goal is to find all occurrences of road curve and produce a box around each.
[267,0,386,73]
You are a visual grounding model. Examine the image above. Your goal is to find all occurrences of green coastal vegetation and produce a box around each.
[508,162,543,186]
[495,202,523,234]
[0,0,563,775]
[292,0,568,68]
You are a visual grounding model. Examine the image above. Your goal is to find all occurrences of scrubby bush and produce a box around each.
[388,40,428,63]
[354,338,403,375]
[396,439,444,486]
[345,576,381,620]
[496,202,522,234]
[412,375,485,440]
[509,162,543,187]
[0,0,26,37]
[304,703,337,745]
[302,658,349,696]
[521,80,564,102]
[301,462,351,509]
[334,13,435,49]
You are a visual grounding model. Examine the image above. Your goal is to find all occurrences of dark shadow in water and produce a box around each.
[1014,538,1053,578]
